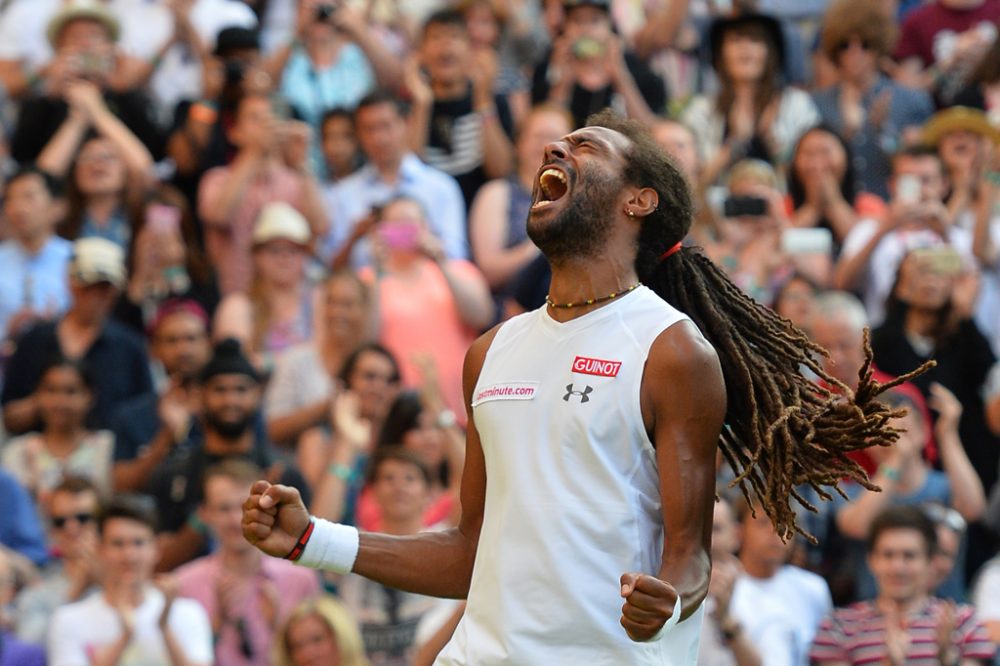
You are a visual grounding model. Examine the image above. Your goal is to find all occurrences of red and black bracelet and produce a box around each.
[284,519,315,561]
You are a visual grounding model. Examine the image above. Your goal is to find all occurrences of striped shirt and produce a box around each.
[809,598,995,664]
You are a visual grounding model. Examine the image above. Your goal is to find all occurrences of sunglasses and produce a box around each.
[836,38,873,52]
[51,512,95,528]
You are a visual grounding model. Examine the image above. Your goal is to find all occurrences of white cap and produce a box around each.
[47,0,121,47]
[69,237,126,289]
[252,202,311,246]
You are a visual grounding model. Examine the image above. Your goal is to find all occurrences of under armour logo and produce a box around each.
[563,384,593,403]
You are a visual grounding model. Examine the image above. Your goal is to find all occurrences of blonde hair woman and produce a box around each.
[274,596,369,666]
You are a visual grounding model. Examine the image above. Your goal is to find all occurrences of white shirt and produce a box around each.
[729,565,832,666]
[839,218,973,326]
[47,586,213,666]
[436,286,705,665]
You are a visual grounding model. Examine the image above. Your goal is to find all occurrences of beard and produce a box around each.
[203,409,254,440]
[527,162,622,264]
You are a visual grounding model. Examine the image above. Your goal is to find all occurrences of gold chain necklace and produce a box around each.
[545,282,641,309]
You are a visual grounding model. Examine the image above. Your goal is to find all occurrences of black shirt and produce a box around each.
[531,50,668,129]
[1,319,153,431]
[424,84,515,210]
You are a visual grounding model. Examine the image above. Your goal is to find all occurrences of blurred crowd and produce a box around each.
[0,0,999,664]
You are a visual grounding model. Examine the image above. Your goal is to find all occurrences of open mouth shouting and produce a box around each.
[532,165,570,210]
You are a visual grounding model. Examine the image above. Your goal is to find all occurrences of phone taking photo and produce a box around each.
[146,204,181,236]
[896,174,921,204]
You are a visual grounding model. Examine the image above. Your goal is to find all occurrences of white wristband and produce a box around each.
[649,594,684,642]
[295,518,360,574]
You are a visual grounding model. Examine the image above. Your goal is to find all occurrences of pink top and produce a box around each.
[364,259,483,423]
[175,553,320,666]
[198,164,306,295]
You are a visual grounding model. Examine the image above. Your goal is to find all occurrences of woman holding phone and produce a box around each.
[365,196,492,424]
[115,185,219,333]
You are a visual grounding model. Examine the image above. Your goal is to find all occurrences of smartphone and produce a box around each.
[723,195,768,218]
[572,36,606,59]
[378,220,420,251]
[896,174,921,204]
[782,227,833,255]
[911,246,963,275]
[147,204,181,236]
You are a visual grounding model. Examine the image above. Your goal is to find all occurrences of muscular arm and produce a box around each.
[244,325,502,597]
[642,321,726,621]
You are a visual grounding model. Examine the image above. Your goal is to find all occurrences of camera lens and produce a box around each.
[315,4,334,21]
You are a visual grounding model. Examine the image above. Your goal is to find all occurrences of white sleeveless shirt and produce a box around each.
[435,286,705,665]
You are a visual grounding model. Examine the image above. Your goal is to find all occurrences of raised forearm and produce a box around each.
[352,527,478,598]
[476,106,514,179]
[112,428,176,492]
[267,399,329,445]
[939,429,986,521]
[36,114,89,178]
[200,154,260,227]
[92,108,155,182]
[408,98,432,158]
[658,547,710,622]
[2,396,39,435]
[439,262,493,330]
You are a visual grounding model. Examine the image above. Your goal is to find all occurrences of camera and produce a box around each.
[723,195,768,218]
[223,59,246,87]
[315,2,340,21]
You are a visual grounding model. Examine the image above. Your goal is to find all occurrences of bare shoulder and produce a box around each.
[647,320,723,384]
[642,320,726,426]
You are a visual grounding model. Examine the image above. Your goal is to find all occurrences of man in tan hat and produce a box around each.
[1,238,152,434]
[9,0,163,164]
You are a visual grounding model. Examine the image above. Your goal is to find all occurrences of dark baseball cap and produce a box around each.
[214,26,260,56]
[562,0,611,12]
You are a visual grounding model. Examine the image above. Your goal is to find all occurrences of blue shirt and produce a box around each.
[812,77,933,199]
[0,236,72,340]
[0,468,47,567]
[319,153,468,268]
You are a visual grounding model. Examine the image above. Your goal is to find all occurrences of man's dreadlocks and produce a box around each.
[587,110,930,541]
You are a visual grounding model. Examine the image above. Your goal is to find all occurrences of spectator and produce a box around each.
[407,8,516,207]
[893,0,1000,104]
[14,477,102,645]
[954,33,1000,122]
[2,237,152,434]
[36,81,155,251]
[0,166,71,347]
[144,0,258,119]
[650,118,718,246]
[110,299,212,493]
[727,495,833,666]
[197,93,328,295]
[0,469,47,569]
[922,106,1000,225]
[770,273,819,335]
[704,159,830,307]
[835,145,968,324]
[115,185,220,334]
[872,249,999,495]
[47,495,213,666]
[339,447,462,664]
[0,548,45,666]
[531,0,666,129]
[270,0,401,143]
[811,505,995,665]
[309,343,403,526]
[176,460,320,666]
[356,391,465,533]
[787,126,885,246]
[214,202,317,360]
[2,357,114,510]
[165,25,270,196]
[971,530,1000,643]
[273,596,369,666]
[835,388,985,600]
[323,91,468,270]
[265,270,373,446]
[461,0,540,123]
[697,496,763,666]
[10,1,163,163]
[813,0,934,200]
[320,108,362,183]
[363,196,492,421]
[682,12,819,186]
[147,338,307,569]
[468,104,570,298]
